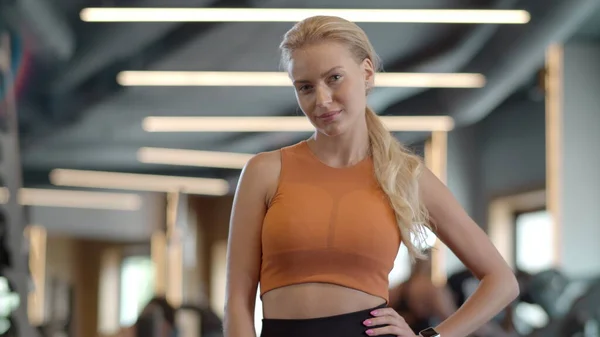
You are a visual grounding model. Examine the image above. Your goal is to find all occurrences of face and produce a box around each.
[288,42,374,137]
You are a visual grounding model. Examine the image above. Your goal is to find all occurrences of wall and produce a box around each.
[188,195,234,315]
[45,236,76,283]
[445,92,546,273]
[478,96,547,203]
[560,42,600,279]
[448,93,546,226]
[447,123,481,223]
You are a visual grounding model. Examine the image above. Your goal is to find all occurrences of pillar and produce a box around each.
[546,41,600,279]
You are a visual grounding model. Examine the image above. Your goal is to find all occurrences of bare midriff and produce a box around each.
[262,283,386,319]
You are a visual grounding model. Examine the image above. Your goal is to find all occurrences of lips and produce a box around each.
[317,110,341,119]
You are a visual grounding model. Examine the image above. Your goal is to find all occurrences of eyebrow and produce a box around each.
[293,66,344,85]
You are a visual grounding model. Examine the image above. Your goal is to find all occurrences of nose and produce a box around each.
[315,85,333,108]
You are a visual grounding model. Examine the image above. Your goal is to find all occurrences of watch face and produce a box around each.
[419,327,440,337]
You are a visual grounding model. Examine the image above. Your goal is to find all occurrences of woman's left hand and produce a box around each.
[363,307,418,337]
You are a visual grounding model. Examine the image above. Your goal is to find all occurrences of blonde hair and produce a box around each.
[280,16,430,260]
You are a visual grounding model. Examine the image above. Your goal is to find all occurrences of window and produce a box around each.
[511,209,555,334]
[119,255,155,327]
[515,210,554,274]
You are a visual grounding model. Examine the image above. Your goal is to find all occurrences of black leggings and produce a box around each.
[260,303,395,337]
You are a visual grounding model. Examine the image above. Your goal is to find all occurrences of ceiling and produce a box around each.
[2,0,599,186]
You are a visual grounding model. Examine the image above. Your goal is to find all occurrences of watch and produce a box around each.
[419,327,440,337]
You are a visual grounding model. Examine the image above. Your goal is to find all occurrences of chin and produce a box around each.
[317,124,346,137]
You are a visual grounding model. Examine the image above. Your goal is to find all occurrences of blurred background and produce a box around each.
[1,0,600,336]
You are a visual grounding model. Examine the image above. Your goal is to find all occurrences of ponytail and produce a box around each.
[365,107,430,261]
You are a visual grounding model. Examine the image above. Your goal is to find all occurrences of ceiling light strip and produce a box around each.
[138,147,254,169]
[0,187,142,211]
[49,169,230,196]
[80,8,531,24]
[142,116,455,133]
[117,71,486,88]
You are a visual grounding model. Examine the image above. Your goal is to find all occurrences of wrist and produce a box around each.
[419,327,440,337]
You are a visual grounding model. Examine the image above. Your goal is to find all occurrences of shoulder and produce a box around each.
[242,140,306,181]
[243,150,281,177]
[239,150,282,205]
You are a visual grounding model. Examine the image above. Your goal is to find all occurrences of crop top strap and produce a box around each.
[277,140,314,178]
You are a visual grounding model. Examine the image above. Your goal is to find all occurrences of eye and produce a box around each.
[330,74,342,82]
[298,84,313,93]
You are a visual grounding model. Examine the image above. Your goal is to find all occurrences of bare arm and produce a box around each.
[223,152,280,337]
[420,168,519,337]
[432,286,507,337]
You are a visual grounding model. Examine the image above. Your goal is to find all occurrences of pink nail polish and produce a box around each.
[366,329,374,335]
[363,319,371,326]
[370,310,378,315]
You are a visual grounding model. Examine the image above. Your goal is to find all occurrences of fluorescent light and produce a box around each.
[80,8,531,24]
[138,147,253,169]
[20,189,142,210]
[49,169,230,196]
[0,187,142,211]
[117,71,486,88]
[142,116,455,133]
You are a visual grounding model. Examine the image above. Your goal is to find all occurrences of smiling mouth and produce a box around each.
[318,110,342,119]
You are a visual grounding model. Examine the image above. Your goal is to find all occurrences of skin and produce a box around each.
[224,41,519,337]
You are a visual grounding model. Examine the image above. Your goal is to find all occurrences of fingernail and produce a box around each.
[370,310,378,315]
[363,319,372,326]
[366,329,374,335]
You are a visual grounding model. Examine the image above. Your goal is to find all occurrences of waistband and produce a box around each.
[260,303,393,337]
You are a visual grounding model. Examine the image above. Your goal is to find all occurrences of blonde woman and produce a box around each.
[224,15,519,337]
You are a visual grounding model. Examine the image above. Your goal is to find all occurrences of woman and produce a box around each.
[224,15,519,337]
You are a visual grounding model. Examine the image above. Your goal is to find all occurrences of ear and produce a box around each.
[361,58,375,87]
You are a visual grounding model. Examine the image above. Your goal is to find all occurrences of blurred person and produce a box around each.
[109,297,177,337]
[389,249,456,334]
[224,15,519,337]
[179,303,224,337]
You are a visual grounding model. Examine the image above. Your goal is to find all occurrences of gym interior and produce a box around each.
[1,1,600,336]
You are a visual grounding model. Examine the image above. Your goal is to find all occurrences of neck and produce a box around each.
[309,119,370,167]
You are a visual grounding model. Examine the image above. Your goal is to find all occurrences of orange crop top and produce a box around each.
[260,141,401,303]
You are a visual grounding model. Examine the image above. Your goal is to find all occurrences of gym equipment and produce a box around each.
[524,268,571,319]
[559,278,600,337]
